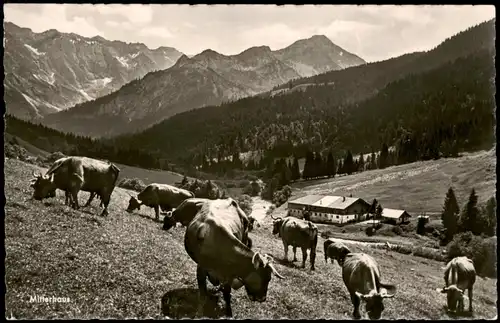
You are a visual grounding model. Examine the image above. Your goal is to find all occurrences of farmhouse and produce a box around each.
[381,208,412,224]
[287,195,371,225]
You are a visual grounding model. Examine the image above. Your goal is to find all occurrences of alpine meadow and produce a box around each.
[3,4,497,320]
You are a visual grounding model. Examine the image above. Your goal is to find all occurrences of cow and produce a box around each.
[126,183,195,221]
[342,253,397,320]
[31,157,106,209]
[184,198,285,317]
[163,197,210,230]
[271,214,318,271]
[30,156,120,216]
[164,197,254,249]
[324,238,351,266]
[439,256,476,313]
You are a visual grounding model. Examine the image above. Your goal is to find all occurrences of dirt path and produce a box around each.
[249,197,273,222]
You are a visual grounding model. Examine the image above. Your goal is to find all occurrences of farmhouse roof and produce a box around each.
[382,208,411,219]
[289,195,368,210]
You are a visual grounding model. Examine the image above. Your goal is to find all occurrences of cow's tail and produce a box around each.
[110,164,121,188]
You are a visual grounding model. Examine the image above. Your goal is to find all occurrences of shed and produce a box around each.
[381,208,411,224]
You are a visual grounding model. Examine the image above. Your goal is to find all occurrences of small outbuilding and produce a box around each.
[381,208,412,224]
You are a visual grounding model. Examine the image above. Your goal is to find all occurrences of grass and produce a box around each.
[290,148,496,214]
[5,159,498,319]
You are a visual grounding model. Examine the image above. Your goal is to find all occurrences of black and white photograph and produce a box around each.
[3,4,497,320]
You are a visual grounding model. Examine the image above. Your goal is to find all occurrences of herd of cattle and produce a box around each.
[28,156,478,319]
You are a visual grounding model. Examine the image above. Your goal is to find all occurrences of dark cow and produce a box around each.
[271,214,318,270]
[126,183,195,221]
[342,253,397,320]
[324,238,351,266]
[31,157,107,209]
[184,198,285,317]
[164,198,254,249]
[439,256,476,313]
[30,156,120,216]
[163,197,210,230]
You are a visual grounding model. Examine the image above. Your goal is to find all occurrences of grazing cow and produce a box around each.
[32,157,106,209]
[439,256,476,313]
[271,214,318,270]
[164,198,254,249]
[184,198,285,317]
[324,238,351,266]
[163,197,210,230]
[30,156,120,216]
[126,183,195,221]
[342,253,396,320]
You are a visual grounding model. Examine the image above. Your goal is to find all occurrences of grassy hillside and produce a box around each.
[5,159,497,319]
[287,148,496,214]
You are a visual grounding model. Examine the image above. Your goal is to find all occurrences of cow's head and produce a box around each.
[271,214,284,235]
[30,171,57,200]
[162,211,177,231]
[126,195,142,212]
[336,246,352,267]
[355,283,396,319]
[248,216,260,232]
[440,285,465,312]
[238,252,285,302]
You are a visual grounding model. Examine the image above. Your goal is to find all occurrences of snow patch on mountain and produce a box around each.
[91,77,113,87]
[21,93,40,113]
[115,56,130,68]
[284,61,318,77]
[78,89,94,101]
[24,44,45,56]
[130,52,140,59]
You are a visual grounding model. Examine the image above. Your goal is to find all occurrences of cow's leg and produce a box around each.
[468,287,473,313]
[292,247,298,262]
[69,188,80,210]
[301,247,308,268]
[282,241,289,262]
[84,192,96,207]
[351,293,361,319]
[310,248,316,271]
[154,205,160,222]
[99,191,111,217]
[196,266,209,317]
[221,284,233,317]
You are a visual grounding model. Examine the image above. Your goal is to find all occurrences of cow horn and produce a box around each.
[268,263,285,279]
[270,213,280,220]
[32,171,40,178]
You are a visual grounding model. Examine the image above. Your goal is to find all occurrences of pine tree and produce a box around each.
[480,196,497,237]
[376,204,383,220]
[303,150,314,179]
[441,187,460,243]
[344,150,354,175]
[326,151,335,177]
[379,143,389,169]
[459,188,480,235]
[358,153,365,172]
[292,156,301,181]
[314,151,323,178]
[370,149,377,170]
[337,159,343,176]
[369,199,378,216]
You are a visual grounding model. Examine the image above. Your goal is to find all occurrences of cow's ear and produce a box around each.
[231,278,244,290]
[230,199,238,208]
[355,291,366,300]
[438,287,448,293]
[380,283,396,297]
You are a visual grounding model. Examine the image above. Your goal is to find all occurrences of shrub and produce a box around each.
[238,180,251,188]
[272,185,292,207]
[392,226,403,235]
[235,194,253,216]
[243,180,263,197]
[118,178,147,192]
[365,227,376,236]
[446,232,497,278]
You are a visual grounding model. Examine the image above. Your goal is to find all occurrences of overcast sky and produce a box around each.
[4,4,495,62]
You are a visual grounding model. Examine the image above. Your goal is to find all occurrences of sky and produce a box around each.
[4,4,496,62]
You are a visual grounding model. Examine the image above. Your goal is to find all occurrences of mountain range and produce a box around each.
[3,21,183,120]
[37,34,365,137]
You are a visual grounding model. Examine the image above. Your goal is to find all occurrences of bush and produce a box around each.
[266,205,276,216]
[272,185,292,207]
[365,227,376,236]
[235,194,253,216]
[243,180,263,197]
[118,178,147,192]
[238,180,251,188]
[392,226,403,235]
[446,232,497,278]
